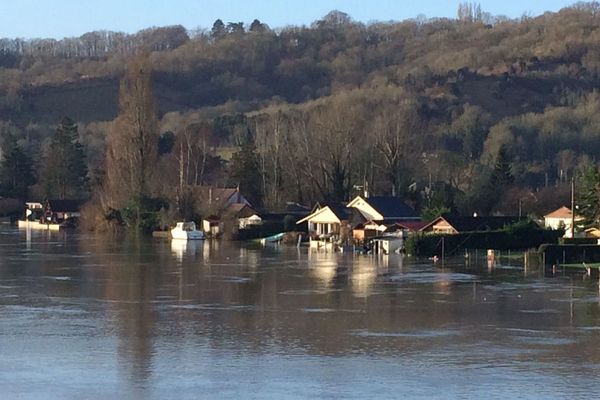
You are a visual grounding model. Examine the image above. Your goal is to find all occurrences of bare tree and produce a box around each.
[105,55,159,229]
[373,99,424,196]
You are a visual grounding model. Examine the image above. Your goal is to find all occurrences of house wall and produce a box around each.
[347,197,383,221]
[307,208,342,224]
[544,217,570,231]
[428,220,457,234]
[545,216,583,238]
[239,214,262,229]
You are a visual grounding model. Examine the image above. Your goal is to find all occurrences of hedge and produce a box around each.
[405,228,562,257]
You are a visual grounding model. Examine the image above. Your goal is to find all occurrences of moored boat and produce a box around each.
[171,222,204,240]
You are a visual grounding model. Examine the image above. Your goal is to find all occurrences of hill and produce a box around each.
[2,3,600,219]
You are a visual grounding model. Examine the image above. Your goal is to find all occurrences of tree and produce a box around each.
[211,19,227,40]
[0,133,35,199]
[228,137,262,206]
[249,19,267,33]
[491,145,514,186]
[105,55,159,231]
[576,163,600,228]
[373,99,424,197]
[42,116,88,199]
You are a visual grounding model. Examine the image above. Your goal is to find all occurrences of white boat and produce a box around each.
[171,222,204,240]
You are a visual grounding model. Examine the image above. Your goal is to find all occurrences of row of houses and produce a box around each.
[17,186,588,247]
[297,196,590,253]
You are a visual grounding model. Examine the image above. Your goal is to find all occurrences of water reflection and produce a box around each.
[2,227,600,398]
[170,239,202,262]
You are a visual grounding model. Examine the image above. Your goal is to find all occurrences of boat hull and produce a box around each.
[171,231,204,240]
[171,221,205,240]
[18,220,62,231]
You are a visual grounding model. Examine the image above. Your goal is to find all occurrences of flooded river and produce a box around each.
[1,226,600,399]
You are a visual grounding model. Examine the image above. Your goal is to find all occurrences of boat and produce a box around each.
[171,222,204,240]
[254,232,285,245]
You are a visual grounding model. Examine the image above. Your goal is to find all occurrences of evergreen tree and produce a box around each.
[211,19,227,40]
[491,145,514,186]
[0,134,35,199]
[42,116,88,199]
[576,164,600,228]
[229,138,262,206]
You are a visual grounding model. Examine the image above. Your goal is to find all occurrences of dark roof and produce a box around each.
[393,220,428,231]
[47,200,82,212]
[366,196,419,219]
[423,214,527,232]
[320,202,350,220]
[353,219,426,232]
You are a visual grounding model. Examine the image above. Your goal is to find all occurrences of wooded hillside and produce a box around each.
[2,2,600,222]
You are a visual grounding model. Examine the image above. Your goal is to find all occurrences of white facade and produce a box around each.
[346,196,383,220]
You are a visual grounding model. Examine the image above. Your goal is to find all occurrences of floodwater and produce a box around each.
[1,227,600,399]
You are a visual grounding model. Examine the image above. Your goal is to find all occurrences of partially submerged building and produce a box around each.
[419,214,527,234]
[18,199,82,230]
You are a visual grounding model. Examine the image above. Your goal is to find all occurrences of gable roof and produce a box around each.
[347,195,419,220]
[193,186,251,210]
[222,203,256,218]
[393,220,428,231]
[297,203,350,224]
[420,214,527,233]
[544,206,572,219]
[321,202,350,221]
[367,196,419,219]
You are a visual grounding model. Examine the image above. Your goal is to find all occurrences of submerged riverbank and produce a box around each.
[1,226,600,399]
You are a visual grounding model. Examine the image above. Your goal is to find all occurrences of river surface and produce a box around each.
[1,226,600,399]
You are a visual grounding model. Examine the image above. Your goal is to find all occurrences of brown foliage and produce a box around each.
[105,55,159,208]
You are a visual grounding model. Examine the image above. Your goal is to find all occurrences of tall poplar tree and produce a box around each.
[42,116,88,199]
[105,55,159,231]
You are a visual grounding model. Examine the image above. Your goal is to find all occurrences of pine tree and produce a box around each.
[576,164,600,228]
[491,145,514,186]
[42,116,88,199]
[0,134,35,199]
[229,138,262,206]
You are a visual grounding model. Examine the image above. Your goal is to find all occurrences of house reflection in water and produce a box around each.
[170,239,202,262]
[307,251,340,288]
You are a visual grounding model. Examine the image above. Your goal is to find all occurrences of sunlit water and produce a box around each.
[1,226,600,399]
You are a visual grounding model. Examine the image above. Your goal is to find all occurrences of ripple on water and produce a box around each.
[279,288,343,295]
[500,327,577,346]
[349,328,460,338]
[382,272,477,284]
[518,309,561,314]
[41,276,73,281]
[168,303,259,312]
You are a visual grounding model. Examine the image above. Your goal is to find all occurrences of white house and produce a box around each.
[346,195,420,243]
[544,206,583,238]
[296,203,350,251]
[346,195,420,221]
